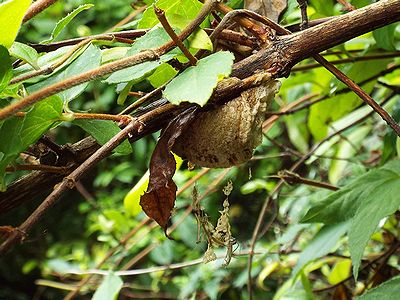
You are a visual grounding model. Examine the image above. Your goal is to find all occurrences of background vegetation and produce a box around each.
[0,0,399,299]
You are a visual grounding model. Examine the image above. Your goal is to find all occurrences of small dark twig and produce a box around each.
[313,54,400,137]
[274,170,339,191]
[154,6,197,66]
[5,164,70,174]
[119,85,165,115]
[292,52,400,72]
[29,30,147,52]
[297,0,309,30]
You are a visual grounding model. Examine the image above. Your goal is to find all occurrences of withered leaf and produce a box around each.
[140,107,198,234]
[244,0,287,22]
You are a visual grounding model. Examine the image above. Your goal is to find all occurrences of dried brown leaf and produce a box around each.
[140,107,198,233]
[244,0,288,22]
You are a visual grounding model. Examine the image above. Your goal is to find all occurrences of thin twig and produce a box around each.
[11,35,111,85]
[14,111,134,123]
[105,5,147,33]
[154,6,197,66]
[269,64,400,116]
[67,250,261,276]
[313,54,400,137]
[297,0,309,30]
[274,170,339,191]
[29,30,148,52]
[23,0,59,23]
[292,52,400,72]
[119,85,164,115]
[336,0,356,11]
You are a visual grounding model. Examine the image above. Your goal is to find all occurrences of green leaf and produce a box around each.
[148,63,178,88]
[13,45,73,79]
[301,160,400,278]
[188,29,213,50]
[27,44,101,103]
[105,54,175,84]
[9,41,39,69]
[0,0,31,48]
[328,126,370,184]
[43,4,94,43]
[92,273,123,300]
[357,275,400,300]
[105,27,179,84]
[124,170,149,216]
[73,119,132,155]
[293,222,348,276]
[149,240,174,265]
[373,23,398,51]
[0,45,12,93]
[308,59,391,140]
[0,95,63,191]
[138,0,203,29]
[163,51,234,106]
[327,259,352,285]
[116,81,134,105]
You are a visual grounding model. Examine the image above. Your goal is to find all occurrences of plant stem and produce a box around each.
[154,6,197,66]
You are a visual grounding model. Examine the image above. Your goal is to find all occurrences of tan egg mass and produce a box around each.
[172,77,281,168]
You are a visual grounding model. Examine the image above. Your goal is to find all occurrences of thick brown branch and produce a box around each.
[232,0,400,78]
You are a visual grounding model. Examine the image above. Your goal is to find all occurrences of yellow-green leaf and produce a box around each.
[0,0,32,48]
[163,51,234,106]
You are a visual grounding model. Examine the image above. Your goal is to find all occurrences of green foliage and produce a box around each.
[373,24,399,51]
[0,46,12,93]
[293,222,349,276]
[105,27,178,84]
[27,44,101,102]
[357,275,400,300]
[0,0,31,48]
[43,4,94,43]
[138,0,203,29]
[92,273,123,300]
[0,95,62,190]
[9,42,39,70]
[302,160,400,277]
[73,119,132,155]
[163,51,234,106]
[308,59,390,140]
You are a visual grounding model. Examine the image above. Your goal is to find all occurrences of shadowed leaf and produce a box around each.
[140,107,197,233]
